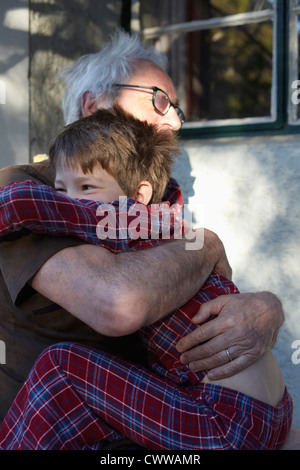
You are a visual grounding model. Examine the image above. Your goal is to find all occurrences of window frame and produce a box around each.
[127,0,299,138]
[288,0,300,126]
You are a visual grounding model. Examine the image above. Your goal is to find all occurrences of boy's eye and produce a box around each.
[55,187,66,192]
[82,184,94,191]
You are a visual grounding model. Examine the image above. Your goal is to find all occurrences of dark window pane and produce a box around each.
[147,21,273,122]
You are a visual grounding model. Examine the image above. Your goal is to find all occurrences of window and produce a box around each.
[127,0,300,137]
[289,0,300,124]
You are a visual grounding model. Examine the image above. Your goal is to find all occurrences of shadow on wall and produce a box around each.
[171,148,196,226]
[226,140,300,340]
[175,135,300,338]
[0,0,29,167]
[29,0,123,157]
[0,109,14,168]
[0,0,28,75]
[1,0,126,165]
[29,0,121,60]
[174,135,300,427]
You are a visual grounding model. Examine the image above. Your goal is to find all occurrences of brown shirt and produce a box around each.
[0,161,145,422]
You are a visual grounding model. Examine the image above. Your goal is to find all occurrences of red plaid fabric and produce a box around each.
[0,343,293,450]
[0,179,293,449]
[0,180,185,251]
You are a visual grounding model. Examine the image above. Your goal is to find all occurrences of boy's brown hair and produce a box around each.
[49,106,180,203]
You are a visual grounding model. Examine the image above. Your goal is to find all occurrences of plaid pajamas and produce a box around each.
[0,180,293,449]
[0,342,292,450]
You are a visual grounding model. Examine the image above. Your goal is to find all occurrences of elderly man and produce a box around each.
[0,30,283,428]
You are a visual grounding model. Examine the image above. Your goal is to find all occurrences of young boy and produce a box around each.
[0,107,293,450]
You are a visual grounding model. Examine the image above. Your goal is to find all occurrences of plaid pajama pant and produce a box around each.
[0,180,293,449]
[0,341,292,450]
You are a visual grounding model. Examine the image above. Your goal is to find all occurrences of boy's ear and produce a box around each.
[81,91,101,117]
[134,181,153,205]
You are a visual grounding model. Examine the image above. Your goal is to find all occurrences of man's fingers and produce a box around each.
[205,354,254,380]
[191,295,230,324]
[178,327,256,378]
[177,310,235,354]
[180,341,245,375]
[182,347,234,372]
[179,332,234,364]
[184,348,255,380]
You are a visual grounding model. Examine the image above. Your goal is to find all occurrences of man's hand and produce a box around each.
[176,291,284,380]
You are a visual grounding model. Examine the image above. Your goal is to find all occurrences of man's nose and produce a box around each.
[164,106,182,131]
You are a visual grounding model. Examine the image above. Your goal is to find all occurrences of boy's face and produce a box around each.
[54,164,127,203]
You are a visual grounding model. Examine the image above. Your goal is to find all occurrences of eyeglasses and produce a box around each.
[112,84,185,125]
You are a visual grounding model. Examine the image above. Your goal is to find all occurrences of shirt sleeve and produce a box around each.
[0,234,83,307]
[0,163,84,306]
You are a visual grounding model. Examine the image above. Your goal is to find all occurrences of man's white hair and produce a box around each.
[59,29,168,125]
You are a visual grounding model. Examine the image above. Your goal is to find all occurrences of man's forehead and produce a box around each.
[130,62,177,99]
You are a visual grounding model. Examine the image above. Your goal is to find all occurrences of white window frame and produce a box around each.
[288,0,300,125]
[130,0,279,131]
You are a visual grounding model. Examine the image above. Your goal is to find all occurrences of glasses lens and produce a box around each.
[154,89,170,114]
[153,88,185,125]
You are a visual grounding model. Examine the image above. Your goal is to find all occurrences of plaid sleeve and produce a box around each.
[0,180,183,253]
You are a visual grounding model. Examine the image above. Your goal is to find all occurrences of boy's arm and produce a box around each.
[0,180,176,249]
[0,180,105,243]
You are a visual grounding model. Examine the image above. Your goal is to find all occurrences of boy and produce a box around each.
[0,107,293,449]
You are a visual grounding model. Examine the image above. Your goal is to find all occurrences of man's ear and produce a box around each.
[134,181,153,205]
[81,91,100,117]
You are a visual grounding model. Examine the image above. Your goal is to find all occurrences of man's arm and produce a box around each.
[31,229,228,337]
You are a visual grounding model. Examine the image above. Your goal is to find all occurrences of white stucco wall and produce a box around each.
[0,0,29,167]
[173,133,300,427]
